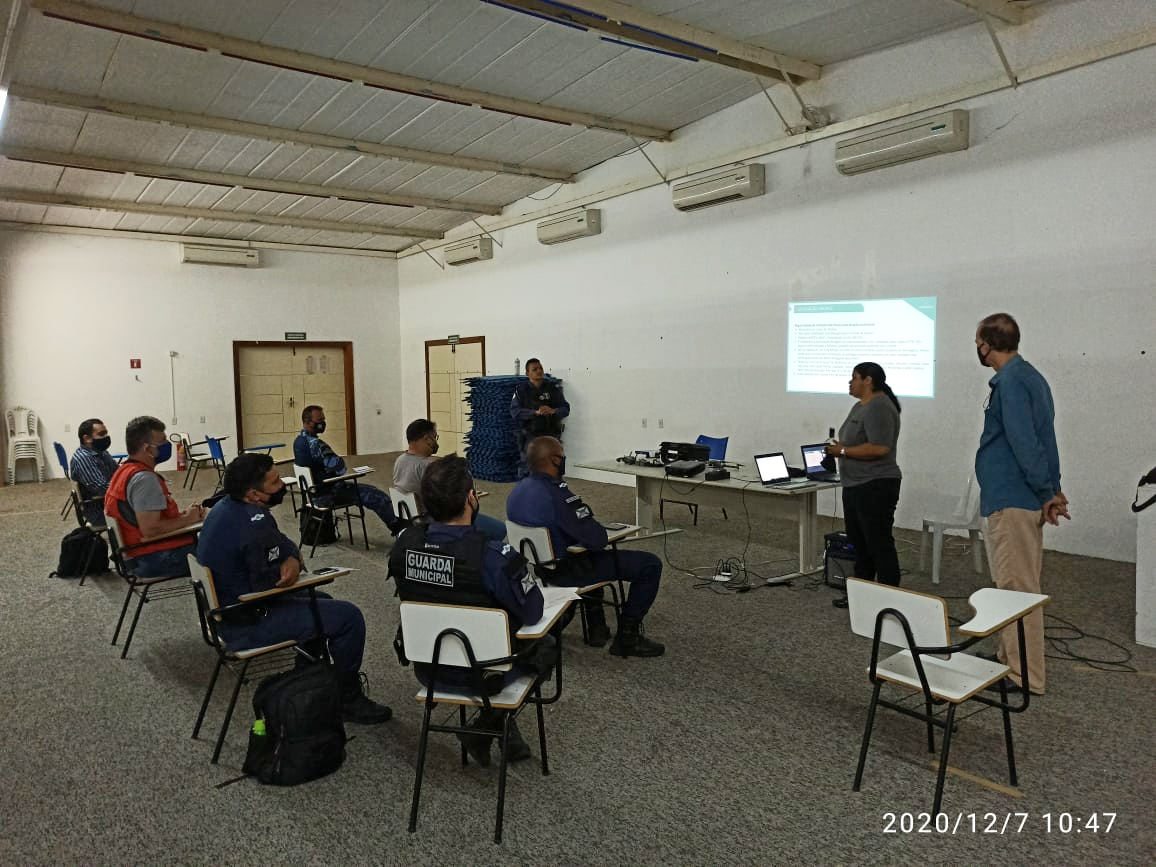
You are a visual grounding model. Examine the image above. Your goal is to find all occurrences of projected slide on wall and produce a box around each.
[787,297,937,397]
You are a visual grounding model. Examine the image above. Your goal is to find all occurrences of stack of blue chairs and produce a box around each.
[463,375,524,482]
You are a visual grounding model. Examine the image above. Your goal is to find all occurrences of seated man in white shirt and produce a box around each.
[392,418,505,541]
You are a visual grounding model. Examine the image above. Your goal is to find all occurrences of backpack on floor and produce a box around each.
[50,527,110,579]
[242,665,346,786]
[299,507,339,546]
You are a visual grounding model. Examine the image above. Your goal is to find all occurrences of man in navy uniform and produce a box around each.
[197,452,391,725]
[293,405,403,536]
[510,358,569,479]
[506,436,665,658]
[389,454,548,765]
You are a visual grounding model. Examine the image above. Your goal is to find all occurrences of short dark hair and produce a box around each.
[301,405,323,424]
[405,418,436,443]
[78,418,102,444]
[224,453,274,501]
[125,416,165,454]
[421,453,473,522]
[977,313,1020,352]
[525,357,541,371]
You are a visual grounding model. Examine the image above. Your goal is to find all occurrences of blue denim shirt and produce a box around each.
[975,354,1061,517]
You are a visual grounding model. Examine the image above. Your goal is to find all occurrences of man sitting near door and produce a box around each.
[392,418,506,541]
[293,405,403,536]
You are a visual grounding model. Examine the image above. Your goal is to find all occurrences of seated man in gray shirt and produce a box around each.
[393,419,505,542]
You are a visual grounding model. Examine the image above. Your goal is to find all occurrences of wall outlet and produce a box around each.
[658,418,664,429]
[199,416,206,423]
[64,423,71,432]
[641,418,647,428]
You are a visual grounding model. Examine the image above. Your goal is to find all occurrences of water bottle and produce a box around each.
[514,357,521,375]
[826,427,837,445]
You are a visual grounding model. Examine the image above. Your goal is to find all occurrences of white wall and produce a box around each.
[0,232,402,472]
[398,43,1156,563]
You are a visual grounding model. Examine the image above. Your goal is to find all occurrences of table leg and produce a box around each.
[766,490,824,585]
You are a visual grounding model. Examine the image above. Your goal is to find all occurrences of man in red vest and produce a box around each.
[105,415,205,577]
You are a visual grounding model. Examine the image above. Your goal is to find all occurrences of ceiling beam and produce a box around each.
[8,85,575,184]
[0,186,445,239]
[0,144,501,215]
[949,0,1026,25]
[30,0,671,140]
[487,0,820,82]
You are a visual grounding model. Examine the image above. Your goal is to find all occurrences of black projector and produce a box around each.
[665,460,705,478]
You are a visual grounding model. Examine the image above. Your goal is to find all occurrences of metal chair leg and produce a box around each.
[212,660,250,764]
[494,713,511,844]
[409,701,435,833]
[111,577,139,646]
[535,693,549,776]
[193,658,225,739]
[932,704,957,816]
[853,681,882,791]
[120,585,150,658]
[1001,686,1018,786]
[925,698,936,753]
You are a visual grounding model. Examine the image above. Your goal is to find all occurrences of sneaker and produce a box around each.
[342,692,393,725]
[609,620,665,658]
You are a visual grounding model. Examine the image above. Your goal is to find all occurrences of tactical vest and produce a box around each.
[391,524,495,611]
[104,460,192,557]
[519,383,563,437]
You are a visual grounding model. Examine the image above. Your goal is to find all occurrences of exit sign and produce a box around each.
[447,334,460,345]
[285,332,307,341]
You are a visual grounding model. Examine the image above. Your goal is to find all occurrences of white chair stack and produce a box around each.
[6,406,46,484]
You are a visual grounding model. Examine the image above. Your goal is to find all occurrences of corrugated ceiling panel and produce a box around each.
[72,113,193,163]
[54,166,131,199]
[129,0,293,42]
[13,13,120,94]
[0,159,65,189]
[0,202,50,222]
[0,102,85,151]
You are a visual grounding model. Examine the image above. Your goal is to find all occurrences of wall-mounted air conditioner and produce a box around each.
[444,236,493,266]
[537,209,602,245]
[672,164,765,212]
[180,243,260,267]
[835,109,970,176]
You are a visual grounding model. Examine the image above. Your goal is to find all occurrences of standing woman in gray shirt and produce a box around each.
[826,362,902,607]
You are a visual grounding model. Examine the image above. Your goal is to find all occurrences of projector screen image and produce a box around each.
[787,297,937,397]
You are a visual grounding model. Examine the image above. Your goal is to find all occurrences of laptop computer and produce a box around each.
[754,452,811,489]
[801,443,841,482]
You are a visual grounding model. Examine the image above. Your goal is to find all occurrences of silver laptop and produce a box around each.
[753,452,810,489]
[800,443,840,482]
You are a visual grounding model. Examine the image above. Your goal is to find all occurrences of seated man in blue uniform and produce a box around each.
[293,405,403,536]
[506,436,665,658]
[389,454,550,766]
[196,452,392,725]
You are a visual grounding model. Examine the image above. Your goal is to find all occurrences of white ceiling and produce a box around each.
[0,0,1034,254]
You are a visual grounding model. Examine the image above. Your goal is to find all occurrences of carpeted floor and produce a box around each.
[1,455,1153,866]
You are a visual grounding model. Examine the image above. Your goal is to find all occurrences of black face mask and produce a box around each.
[91,436,112,452]
[313,421,327,435]
[976,345,992,367]
[555,456,566,477]
[265,487,287,508]
[430,439,439,455]
[469,493,479,525]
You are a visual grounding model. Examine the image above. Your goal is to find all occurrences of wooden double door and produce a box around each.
[425,338,485,458]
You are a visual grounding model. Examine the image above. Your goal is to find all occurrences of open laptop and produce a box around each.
[753,452,811,489]
[800,443,841,482]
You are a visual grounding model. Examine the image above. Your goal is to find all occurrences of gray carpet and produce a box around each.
[2,457,1153,866]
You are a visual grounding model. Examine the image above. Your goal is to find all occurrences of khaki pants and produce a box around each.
[984,508,1046,694]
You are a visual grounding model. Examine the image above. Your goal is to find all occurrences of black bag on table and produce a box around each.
[242,665,346,786]
[50,527,110,579]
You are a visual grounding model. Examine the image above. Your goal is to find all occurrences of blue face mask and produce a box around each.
[152,441,173,464]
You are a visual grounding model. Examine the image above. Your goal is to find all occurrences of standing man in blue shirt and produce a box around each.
[510,358,570,479]
[974,313,1070,696]
[196,452,392,725]
[293,405,403,536]
[507,436,665,658]
[70,417,118,524]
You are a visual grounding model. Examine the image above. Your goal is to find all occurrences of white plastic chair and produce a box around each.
[6,406,46,483]
[389,486,420,522]
[920,474,985,584]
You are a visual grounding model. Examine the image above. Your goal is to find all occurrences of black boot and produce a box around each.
[459,710,531,767]
[609,617,665,658]
[582,597,611,647]
[339,671,392,725]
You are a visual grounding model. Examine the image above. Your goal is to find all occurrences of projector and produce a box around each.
[665,460,705,478]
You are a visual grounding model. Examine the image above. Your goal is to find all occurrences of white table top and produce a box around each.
[576,459,836,495]
[516,596,575,639]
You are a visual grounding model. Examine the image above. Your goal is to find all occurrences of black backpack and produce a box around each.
[242,665,346,786]
[50,527,110,579]
[299,507,339,546]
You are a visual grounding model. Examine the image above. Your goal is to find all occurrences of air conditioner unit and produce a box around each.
[835,109,970,176]
[180,243,260,267]
[672,164,765,212]
[537,209,602,245]
[444,236,493,266]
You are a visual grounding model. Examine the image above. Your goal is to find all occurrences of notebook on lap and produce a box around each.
[754,452,811,489]
[800,443,841,482]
